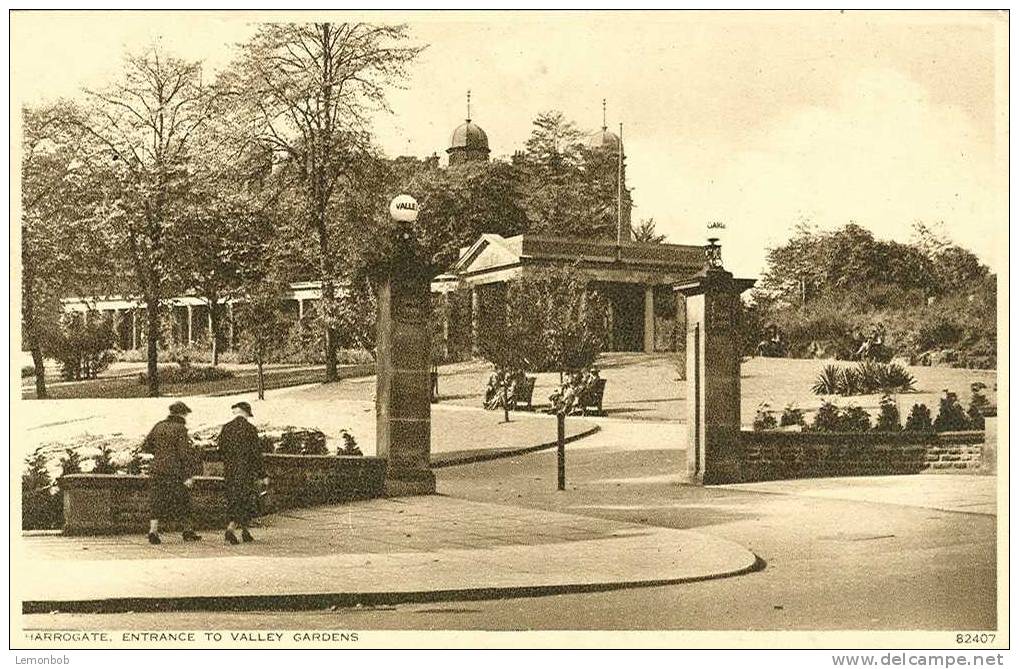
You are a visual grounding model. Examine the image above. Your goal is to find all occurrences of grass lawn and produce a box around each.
[297,353,996,425]
[21,352,997,429]
[21,364,373,400]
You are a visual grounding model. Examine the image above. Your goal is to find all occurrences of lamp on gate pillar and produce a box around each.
[705,237,723,270]
[705,221,726,270]
[375,194,436,496]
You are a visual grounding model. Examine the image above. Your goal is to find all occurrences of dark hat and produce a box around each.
[232,401,253,417]
[169,401,192,416]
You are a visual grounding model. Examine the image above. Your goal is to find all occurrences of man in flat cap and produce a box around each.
[142,401,202,545]
[217,401,268,544]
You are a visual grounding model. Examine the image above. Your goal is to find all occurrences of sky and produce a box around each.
[11,10,1008,278]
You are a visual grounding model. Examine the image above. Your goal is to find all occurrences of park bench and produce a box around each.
[512,376,537,411]
[575,378,607,416]
[482,375,537,411]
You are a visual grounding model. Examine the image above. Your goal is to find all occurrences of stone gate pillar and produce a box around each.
[674,261,755,485]
[375,194,436,497]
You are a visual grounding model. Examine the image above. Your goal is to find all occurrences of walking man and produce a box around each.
[217,401,268,545]
[143,401,202,545]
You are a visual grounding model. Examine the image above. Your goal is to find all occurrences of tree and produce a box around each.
[170,184,275,365]
[235,280,292,400]
[407,159,529,269]
[518,111,589,237]
[21,102,116,398]
[73,46,222,396]
[516,110,632,240]
[758,220,826,305]
[632,217,665,243]
[331,277,378,358]
[481,265,610,374]
[523,110,585,171]
[223,22,422,381]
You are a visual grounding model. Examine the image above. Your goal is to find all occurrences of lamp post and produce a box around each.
[388,194,438,402]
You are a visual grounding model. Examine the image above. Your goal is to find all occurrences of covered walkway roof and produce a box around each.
[432,233,708,291]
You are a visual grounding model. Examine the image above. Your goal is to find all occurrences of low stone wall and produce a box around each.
[734,430,985,484]
[59,455,386,535]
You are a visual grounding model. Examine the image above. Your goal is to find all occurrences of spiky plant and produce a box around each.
[854,360,883,394]
[877,363,916,393]
[837,367,863,396]
[812,364,842,395]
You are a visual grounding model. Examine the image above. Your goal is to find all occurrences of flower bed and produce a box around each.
[22,424,361,531]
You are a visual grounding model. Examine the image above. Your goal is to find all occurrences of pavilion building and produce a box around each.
[430,96,706,355]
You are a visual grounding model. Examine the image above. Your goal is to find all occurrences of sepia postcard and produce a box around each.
[8,8,1010,653]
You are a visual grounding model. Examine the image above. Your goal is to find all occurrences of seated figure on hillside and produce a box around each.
[756,325,785,357]
[505,368,526,407]
[484,369,507,409]
[856,323,887,360]
[548,370,591,415]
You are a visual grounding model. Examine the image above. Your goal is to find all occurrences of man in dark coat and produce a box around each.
[217,401,268,544]
[142,401,202,545]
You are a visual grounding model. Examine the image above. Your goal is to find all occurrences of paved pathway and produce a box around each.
[720,474,997,516]
[19,495,757,612]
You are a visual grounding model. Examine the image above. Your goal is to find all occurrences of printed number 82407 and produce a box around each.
[956,633,995,644]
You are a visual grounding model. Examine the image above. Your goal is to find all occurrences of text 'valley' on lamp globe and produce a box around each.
[389,194,419,223]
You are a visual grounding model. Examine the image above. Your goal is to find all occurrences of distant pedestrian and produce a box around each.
[217,401,268,545]
[142,401,202,545]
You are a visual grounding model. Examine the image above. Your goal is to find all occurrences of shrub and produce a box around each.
[90,445,119,475]
[875,363,916,393]
[272,428,329,455]
[121,451,145,475]
[854,360,883,392]
[753,403,778,431]
[838,367,863,396]
[137,362,234,386]
[840,405,872,432]
[59,449,83,477]
[21,364,36,378]
[933,391,970,432]
[874,395,902,432]
[779,404,805,427]
[115,346,243,365]
[904,404,934,432]
[22,449,62,530]
[810,401,843,432]
[337,429,362,456]
[967,382,991,430]
[809,401,871,432]
[46,312,116,381]
[767,296,859,360]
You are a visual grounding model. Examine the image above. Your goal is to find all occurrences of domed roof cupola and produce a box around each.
[447,90,490,165]
[586,99,622,151]
[450,121,489,151]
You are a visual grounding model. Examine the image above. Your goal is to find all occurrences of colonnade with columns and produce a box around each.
[60,281,327,352]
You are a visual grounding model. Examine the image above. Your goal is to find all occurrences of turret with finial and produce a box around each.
[447,89,490,165]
